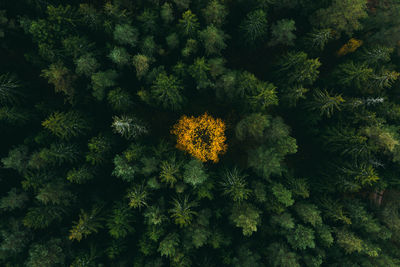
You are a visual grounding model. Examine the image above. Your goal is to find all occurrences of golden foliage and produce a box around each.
[337,38,363,56]
[171,113,227,163]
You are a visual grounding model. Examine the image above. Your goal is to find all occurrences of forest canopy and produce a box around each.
[1,0,400,266]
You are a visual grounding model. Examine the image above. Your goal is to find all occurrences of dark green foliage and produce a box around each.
[240,10,268,45]
[42,111,90,140]
[114,24,139,47]
[143,72,185,110]
[199,25,228,55]
[91,70,118,101]
[269,19,296,46]
[26,239,65,267]
[2,1,400,266]
[230,202,261,236]
[0,73,21,105]
[220,167,252,202]
[107,202,134,239]
[0,188,28,211]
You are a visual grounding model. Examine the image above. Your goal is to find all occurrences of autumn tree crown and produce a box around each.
[171,113,227,163]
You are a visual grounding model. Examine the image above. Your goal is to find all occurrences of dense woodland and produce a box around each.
[2,0,400,266]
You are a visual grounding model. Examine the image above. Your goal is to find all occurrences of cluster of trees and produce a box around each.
[1,0,400,266]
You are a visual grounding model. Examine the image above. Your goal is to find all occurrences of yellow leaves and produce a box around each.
[171,113,227,163]
[337,38,363,56]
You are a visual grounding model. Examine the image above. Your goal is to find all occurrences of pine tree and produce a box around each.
[308,89,345,118]
[230,202,261,236]
[0,73,21,105]
[69,207,103,242]
[269,19,296,46]
[169,196,197,228]
[183,159,208,186]
[147,72,185,110]
[113,24,138,47]
[220,168,252,202]
[107,202,134,239]
[179,10,199,36]
[42,111,90,140]
[240,10,268,45]
[111,115,148,140]
[199,25,228,55]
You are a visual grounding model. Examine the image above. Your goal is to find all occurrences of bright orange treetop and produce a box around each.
[171,113,227,163]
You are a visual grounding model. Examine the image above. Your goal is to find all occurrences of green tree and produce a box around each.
[188,57,212,89]
[161,3,174,24]
[179,10,199,36]
[146,72,185,110]
[127,184,148,209]
[107,202,134,239]
[308,89,345,118]
[108,46,130,66]
[42,111,90,140]
[111,115,148,140]
[0,106,30,125]
[114,24,138,47]
[86,134,113,165]
[158,233,179,258]
[169,196,198,227]
[107,87,133,112]
[0,73,21,105]
[294,202,323,227]
[199,25,228,55]
[132,54,150,79]
[312,0,368,35]
[306,28,334,51]
[75,54,99,77]
[336,228,364,254]
[0,188,28,211]
[278,51,321,85]
[91,70,118,101]
[269,19,296,46]
[1,145,29,174]
[240,10,268,45]
[67,165,94,184]
[183,159,208,186]
[286,224,315,250]
[336,61,373,89]
[0,219,31,257]
[26,239,65,267]
[69,207,103,242]
[42,62,75,102]
[230,202,261,236]
[267,243,301,267]
[220,168,252,202]
[202,0,228,27]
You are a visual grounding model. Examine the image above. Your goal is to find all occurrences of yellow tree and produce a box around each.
[171,113,227,163]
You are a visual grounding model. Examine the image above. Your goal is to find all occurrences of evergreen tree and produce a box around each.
[42,111,90,140]
[240,10,268,45]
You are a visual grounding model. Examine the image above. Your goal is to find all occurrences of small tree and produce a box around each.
[42,111,90,140]
[107,202,134,239]
[269,19,296,46]
[240,10,268,45]
[183,159,208,186]
[220,168,252,203]
[69,207,103,242]
[230,202,261,236]
[114,24,138,47]
[169,196,198,228]
[179,10,199,36]
[111,115,147,140]
[199,25,228,55]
